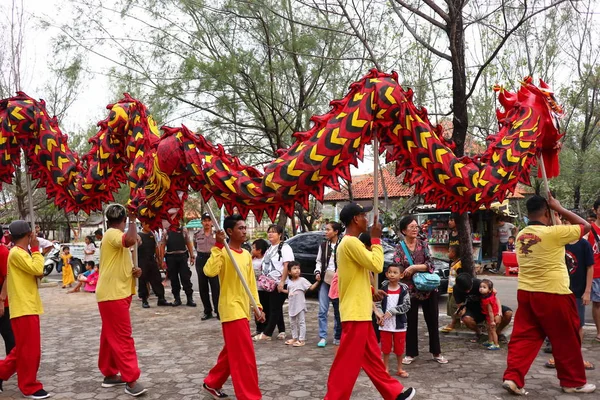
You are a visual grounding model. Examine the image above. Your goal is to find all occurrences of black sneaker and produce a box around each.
[172,299,182,307]
[26,389,51,399]
[157,299,172,306]
[125,383,148,397]
[102,375,126,387]
[201,313,214,321]
[203,383,229,399]
[142,301,150,309]
[397,387,416,400]
[186,299,197,307]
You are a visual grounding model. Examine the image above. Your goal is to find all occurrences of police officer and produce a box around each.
[195,213,220,320]
[160,223,196,307]
[138,222,172,308]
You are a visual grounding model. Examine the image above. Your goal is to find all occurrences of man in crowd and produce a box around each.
[138,222,172,308]
[586,199,600,342]
[160,223,196,307]
[448,214,459,248]
[496,217,516,271]
[194,213,219,320]
[502,194,595,395]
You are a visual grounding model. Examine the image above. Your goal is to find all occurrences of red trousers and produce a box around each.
[325,321,404,400]
[504,290,586,388]
[0,315,43,395]
[204,318,261,400]
[380,331,406,356]
[98,297,140,383]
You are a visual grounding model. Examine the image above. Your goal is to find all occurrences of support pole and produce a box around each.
[373,137,380,288]
[205,205,258,311]
[538,156,556,225]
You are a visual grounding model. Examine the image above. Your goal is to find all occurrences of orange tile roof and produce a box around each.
[323,168,414,202]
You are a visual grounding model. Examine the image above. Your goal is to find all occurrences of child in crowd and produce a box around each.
[282,261,319,347]
[480,279,501,350]
[251,238,270,336]
[375,264,411,377]
[507,236,516,252]
[441,245,463,332]
[61,246,75,289]
[67,261,97,293]
[84,263,99,293]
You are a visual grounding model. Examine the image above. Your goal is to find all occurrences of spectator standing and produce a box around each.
[254,225,293,342]
[496,218,516,271]
[502,194,595,395]
[586,199,600,342]
[314,221,343,347]
[84,236,97,263]
[394,215,447,365]
[440,245,463,333]
[251,239,269,336]
[0,221,50,399]
[0,226,15,356]
[160,223,196,307]
[96,205,147,397]
[324,203,415,400]
[448,214,459,247]
[194,213,219,320]
[138,222,172,308]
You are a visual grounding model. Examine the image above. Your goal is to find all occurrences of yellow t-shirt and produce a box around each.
[516,224,582,294]
[447,260,462,294]
[203,245,261,323]
[7,246,44,318]
[337,236,383,322]
[96,228,136,302]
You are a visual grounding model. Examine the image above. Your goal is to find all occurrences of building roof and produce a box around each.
[323,168,414,202]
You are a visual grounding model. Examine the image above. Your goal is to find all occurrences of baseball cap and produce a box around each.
[339,203,373,226]
[9,220,32,236]
[201,212,211,220]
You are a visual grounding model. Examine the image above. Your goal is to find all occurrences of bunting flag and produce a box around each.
[0,70,563,228]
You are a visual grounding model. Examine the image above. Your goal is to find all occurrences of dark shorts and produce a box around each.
[463,304,512,324]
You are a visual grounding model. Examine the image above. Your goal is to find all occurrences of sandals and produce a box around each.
[253,333,271,342]
[432,354,449,364]
[285,339,296,345]
[402,356,415,365]
[440,325,455,333]
[292,340,305,347]
[546,359,595,370]
[397,370,410,378]
[277,332,286,340]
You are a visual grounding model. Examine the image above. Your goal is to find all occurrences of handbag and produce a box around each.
[400,241,440,292]
[257,274,277,292]
[324,270,335,285]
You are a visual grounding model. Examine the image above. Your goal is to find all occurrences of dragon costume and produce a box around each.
[0,70,562,228]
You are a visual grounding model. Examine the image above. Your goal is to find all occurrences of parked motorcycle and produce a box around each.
[43,243,83,278]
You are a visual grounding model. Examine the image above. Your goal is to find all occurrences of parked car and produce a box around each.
[286,231,449,294]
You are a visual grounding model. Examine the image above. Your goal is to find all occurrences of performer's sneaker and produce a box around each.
[125,383,148,397]
[26,389,51,399]
[502,380,527,395]
[203,383,229,399]
[102,375,126,388]
[396,388,416,400]
[142,301,150,308]
[562,383,596,393]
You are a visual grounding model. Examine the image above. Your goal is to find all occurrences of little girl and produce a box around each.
[375,263,411,377]
[282,261,319,347]
[252,238,269,336]
[480,279,501,350]
[61,245,75,288]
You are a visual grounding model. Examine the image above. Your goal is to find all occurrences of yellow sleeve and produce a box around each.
[347,239,384,274]
[14,251,44,276]
[107,230,125,248]
[203,246,225,278]
[550,225,582,246]
[246,252,262,309]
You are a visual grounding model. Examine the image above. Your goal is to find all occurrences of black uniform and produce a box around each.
[137,231,167,303]
[164,229,194,303]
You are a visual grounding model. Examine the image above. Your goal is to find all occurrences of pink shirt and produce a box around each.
[328,272,339,299]
[84,270,99,292]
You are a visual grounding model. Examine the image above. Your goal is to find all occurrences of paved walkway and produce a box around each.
[1,285,598,399]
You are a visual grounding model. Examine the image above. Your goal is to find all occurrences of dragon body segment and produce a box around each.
[0,70,562,227]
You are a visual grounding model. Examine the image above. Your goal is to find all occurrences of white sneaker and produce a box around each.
[562,383,596,393]
[502,380,527,395]
[333,339,340,346]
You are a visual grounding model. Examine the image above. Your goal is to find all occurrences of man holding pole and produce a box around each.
[324,203,415,400]
[202,214,264,400]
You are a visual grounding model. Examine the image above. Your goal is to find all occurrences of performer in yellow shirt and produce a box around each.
[0,220,49,399]
[202,214,264,400]
[95,204,147,397]
[324,203,415,400]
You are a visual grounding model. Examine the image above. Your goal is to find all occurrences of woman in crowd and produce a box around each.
[84,235,97,263]
[314,221,343,347]
[394,215,448,365]
[254,225,294,341]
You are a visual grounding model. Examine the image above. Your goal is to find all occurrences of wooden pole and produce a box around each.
[538,156,556,225]
[205,205,258,310]
[373,137,380,288]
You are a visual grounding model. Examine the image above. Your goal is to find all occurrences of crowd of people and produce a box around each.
[0,193,598,399]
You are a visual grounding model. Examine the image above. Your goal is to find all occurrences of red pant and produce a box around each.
[504,290,586,388]
[0,315,43,395]
[325,321,404,400]
[98,297,141,383]
[380,331,406,356]
[204,318,261,400]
